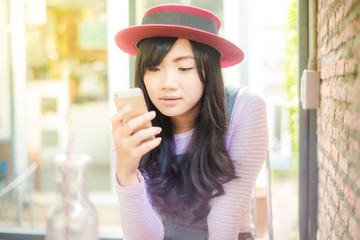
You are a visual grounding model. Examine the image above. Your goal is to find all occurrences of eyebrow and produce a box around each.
[173,55,194,63]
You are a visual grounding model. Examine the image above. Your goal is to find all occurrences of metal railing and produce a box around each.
[253,152,274,240]
[0,162,38,227]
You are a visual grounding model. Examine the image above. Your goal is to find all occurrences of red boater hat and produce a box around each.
[115,4,244,68]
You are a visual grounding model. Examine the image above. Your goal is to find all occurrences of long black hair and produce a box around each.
[135,37,236,221]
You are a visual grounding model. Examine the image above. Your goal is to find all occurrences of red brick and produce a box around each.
[316,47,322,59]
[349,216,360,240]
[322,39,328,52]
[336,3,345,23]
[318,150,324,166]
[354,41,360,61]
[334,108,343,122]
[323,149,330,166]
[348,165,360,190]
[345,22,356,41]
[320,226,328,240]
[347,77,360,104]
[322,103,329,116]
[334,213,342,231]
[338,154,348,174]
[355,198,360,221]
[351,0,360,7]
[320,23,327,39]
[330,83,338,100]
[340,28,347,46]
[345,58,357,74]
[344,0,353,17]
[350,17,360,39]
[343,232,350,240]
[349,138,360,156]
[321,64,330,79]
[330,181,339,205]
[321,83,331,97]
[344,110,360,131]
[328,104,335,119]
[339,133,348,152]
[333,34,342,49]
[329,13,336,31]
[344,183,355,207]
[329,63,336,77]
[326,208,333,230]
[321,119,326,132]
[331,231,338,239]
[325,134,332,153]
[319,169,327,185]
[339,85,347,101]
[318,185,324,200]
[336,59,346,76]
[336,173,344,194]
[330,143,339,162]
[318,134,323,147]
[327,41,334,55]
[339,199,348,221]
[323,186,329,205]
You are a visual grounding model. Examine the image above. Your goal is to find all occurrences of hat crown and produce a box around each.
[144,4,221,31]
[115,4,244,68]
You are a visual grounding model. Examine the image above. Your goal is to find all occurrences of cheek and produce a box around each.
[189,79,204,98]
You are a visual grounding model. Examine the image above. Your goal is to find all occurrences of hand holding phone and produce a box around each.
[113,88,152,131]
[111,88,162,186]
[112,88,153,137]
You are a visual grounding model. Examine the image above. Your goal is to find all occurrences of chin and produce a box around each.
[157,108,183,117]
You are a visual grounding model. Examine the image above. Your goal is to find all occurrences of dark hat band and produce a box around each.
[142,11,218,35]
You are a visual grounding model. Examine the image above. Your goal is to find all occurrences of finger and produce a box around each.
[111,105,133,128]
[134,137,162,157]
[114,126,161,153]
[123,111,156,136]
[131,127,162,145]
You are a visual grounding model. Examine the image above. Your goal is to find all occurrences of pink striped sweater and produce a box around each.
[113,88,268,240]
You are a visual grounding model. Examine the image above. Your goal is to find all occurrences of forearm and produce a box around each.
[114,172,164,240]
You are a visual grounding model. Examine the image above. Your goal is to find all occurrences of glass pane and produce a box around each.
[22,0,121,235]
[0,0,12,182]
[260,0,299,239]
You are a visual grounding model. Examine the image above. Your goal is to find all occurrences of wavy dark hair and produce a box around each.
[135,37,236,221]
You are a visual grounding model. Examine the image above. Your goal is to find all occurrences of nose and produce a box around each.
[161,70,179,90]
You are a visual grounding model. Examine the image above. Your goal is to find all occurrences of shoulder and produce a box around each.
[230,87,267,121]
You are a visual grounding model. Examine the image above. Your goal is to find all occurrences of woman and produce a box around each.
[111,4,268,240]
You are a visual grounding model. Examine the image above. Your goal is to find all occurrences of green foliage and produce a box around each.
[284,0,299,163]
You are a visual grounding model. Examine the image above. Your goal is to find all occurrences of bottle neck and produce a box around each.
[56,161,89,202]
[58,177,88,202]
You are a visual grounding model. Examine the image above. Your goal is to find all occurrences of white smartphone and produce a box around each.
[112,88,153,135]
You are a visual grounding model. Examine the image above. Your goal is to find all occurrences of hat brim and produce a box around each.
[115,25,244,68]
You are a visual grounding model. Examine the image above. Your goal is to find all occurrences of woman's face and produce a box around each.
[144,38,204,132]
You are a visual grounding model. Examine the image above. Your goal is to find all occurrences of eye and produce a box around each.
[147,67,160,72]
[179,67,194,72]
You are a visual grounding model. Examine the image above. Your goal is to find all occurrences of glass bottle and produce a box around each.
[45,154,99,240]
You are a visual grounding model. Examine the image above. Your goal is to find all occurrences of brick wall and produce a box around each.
[316,0,360,239]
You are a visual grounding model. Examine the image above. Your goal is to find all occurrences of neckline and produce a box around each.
[173,128,194,137]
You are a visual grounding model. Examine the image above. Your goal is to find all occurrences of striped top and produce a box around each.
[114,88,268,240]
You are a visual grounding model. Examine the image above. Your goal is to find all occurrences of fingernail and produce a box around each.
[157,127,162,133]
[149,111,156,117]
[125,104,133,111]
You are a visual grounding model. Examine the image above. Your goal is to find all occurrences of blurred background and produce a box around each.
[0,0,299,239]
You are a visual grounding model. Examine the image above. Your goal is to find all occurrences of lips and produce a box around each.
[160,95,182,106]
